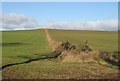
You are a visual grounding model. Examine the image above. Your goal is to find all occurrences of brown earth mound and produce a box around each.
[52,41,98,62]
[51,41,119,66]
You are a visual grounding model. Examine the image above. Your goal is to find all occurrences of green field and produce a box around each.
[2,29,119,79]
[2,29,52,66]
[49,29,118,52]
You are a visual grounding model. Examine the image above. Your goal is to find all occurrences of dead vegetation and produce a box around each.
[52,40,97,62]
[48,40,119,67]
[46,29,119,67]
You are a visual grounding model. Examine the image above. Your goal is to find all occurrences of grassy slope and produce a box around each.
[2,29,52,65]
[49,29,118,52]
[2,29,118,79]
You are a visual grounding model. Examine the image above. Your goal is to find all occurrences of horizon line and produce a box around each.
[0,28,118,32]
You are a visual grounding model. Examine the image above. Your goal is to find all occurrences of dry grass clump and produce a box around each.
[57,50,100,63]
[48,38,119,67]
[57,50,80,62]
[54,40,97,63]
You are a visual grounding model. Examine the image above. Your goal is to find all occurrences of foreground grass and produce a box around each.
[2,29,52,65]
[2,59,118,79]
[49,29,118,52]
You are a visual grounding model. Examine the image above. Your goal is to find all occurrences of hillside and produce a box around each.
[2,29,119,79]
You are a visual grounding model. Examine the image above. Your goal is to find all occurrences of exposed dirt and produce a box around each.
[45,29,62,51]
[2,61,119,79]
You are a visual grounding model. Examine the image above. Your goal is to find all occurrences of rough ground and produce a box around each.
[2,60,119,79]
[2,29,119,79]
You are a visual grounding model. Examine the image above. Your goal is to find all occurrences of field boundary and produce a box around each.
[45,29,59,51]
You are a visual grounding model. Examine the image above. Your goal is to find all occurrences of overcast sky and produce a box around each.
[1,2,118,31]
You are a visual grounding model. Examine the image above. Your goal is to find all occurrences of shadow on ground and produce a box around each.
[1,56,51,70]
[1,43,29,47]
[99,51,119,68]
[1,51,61,70]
